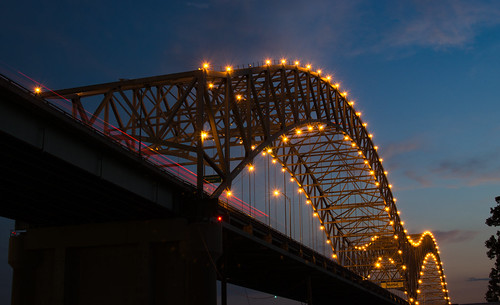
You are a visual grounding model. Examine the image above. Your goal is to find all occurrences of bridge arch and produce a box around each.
[42,62,450,304]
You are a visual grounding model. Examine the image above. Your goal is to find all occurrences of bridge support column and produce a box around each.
[8,218,222,305]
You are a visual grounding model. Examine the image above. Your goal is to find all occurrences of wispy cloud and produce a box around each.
[359,0,500,55]
[433,230,478,244]
[382,136,423,159]
[403,169,433,188]
[186,2,210,9]
[432,150,500,186]
[467,277,489,282]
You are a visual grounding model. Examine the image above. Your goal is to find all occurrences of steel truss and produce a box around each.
[42,63,450,304]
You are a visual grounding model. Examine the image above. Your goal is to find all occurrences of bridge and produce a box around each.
[0,61,450,305]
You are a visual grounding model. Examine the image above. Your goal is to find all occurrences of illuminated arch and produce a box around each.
[41,61,450,303]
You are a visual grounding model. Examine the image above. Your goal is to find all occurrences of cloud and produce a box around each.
[467,277,489,282]
[360,0,500,55]
[381,137,423,159]
[432,150,500,186]
[433,230,478,244]
[186,2,210,9]
[403,169,433,188]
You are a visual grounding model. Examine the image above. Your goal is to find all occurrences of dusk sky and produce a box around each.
[2,0,500,304]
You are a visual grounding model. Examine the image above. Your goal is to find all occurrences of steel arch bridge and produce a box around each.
[42,61,450,305]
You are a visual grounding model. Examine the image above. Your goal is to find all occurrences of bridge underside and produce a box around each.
[0,130,171,225]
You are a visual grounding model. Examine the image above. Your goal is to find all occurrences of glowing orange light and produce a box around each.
[236,94,242,100]
[208,83,214,89]
[34,87,41,94]
[203,62,209,69]
[273,189,280,196]
[296,129,302,135]
[226,66,232,72]
[266,59,271,65]
[201,131,208,140]
[281,58,286,64]
[294,60,299,65]
[226,190,232,196]
[317,69,322,74]
[306,64,311,69]
[307,125,313,131]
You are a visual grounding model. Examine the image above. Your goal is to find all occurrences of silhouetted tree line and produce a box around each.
[486,196,500,302]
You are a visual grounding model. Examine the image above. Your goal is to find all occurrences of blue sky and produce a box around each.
[1,0,500,303]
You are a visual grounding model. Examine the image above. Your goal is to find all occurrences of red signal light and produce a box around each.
[217,216,223,222]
